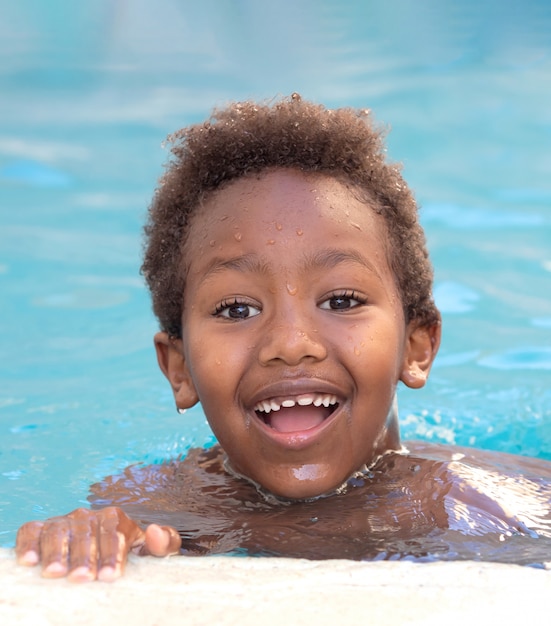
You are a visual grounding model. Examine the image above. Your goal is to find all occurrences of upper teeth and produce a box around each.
[254,393,338,414]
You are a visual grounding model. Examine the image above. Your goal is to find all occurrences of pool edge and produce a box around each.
[1,547,549,624]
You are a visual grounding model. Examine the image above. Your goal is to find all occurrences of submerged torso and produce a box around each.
[89,442,551,566]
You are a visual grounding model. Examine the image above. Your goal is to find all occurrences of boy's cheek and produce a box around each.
[188,332,253,384]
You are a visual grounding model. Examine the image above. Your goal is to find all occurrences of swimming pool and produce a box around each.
[1,0,550,548]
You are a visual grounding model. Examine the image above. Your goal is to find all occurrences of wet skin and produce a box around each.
[156,169,439,499]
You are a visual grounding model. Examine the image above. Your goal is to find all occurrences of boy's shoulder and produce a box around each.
[88,445,232,511]
[403,440,551,479]
[401,441,551,539]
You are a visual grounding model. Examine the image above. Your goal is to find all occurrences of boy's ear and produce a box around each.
[400,320,441,389]
[154,332,199,410]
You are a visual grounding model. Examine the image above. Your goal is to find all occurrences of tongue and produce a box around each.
[268,405,328,433]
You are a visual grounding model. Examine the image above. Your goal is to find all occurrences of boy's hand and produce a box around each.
[15,506,181,582]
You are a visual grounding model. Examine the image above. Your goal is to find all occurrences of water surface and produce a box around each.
[1,0,550,548]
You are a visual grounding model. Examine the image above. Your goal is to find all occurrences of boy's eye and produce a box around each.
[214,299,261,320]
[319,292,365,311]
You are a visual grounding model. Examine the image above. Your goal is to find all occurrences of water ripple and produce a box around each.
[478,348,551,371]
[422,203,545,229]
[433,281,480,314]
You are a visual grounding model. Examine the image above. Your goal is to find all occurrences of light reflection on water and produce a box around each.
[0,1,550,547]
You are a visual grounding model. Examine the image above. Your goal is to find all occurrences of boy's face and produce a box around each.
[157,169,438,499]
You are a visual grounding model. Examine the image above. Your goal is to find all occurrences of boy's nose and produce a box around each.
[257,308,327,366]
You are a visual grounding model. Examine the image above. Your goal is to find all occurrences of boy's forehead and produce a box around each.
[185,169,395,281]
[198,169,378,227]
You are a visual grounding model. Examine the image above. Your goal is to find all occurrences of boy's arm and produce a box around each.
[15,506,181,582]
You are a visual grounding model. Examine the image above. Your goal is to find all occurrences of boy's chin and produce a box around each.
[224,450,365,500]
[246,466,352,501]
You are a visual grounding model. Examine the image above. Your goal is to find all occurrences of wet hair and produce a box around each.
[142,94,439,337]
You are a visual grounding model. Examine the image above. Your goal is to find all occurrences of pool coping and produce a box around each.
[1,547,550,625]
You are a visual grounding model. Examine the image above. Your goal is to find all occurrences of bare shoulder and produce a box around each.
[88,446,226,510]
[403,440,551,479]
[399,441,551,540]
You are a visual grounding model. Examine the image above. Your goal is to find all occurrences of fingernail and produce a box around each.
[43,562,68,578]
[18,550,39,566]
[68,566,95,583]
[98,566,119,583]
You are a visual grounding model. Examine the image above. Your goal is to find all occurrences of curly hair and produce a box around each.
[142,94,439,337]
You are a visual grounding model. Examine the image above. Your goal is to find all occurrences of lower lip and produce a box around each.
[252,406,341,450]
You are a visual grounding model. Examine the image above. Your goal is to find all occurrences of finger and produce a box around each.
[39,517,71,578]
[97,507,142,582]
[15,521,44,566]
[66,509,99,583]
[141,524,182,557]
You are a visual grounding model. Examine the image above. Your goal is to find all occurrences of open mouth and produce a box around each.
[254,393,339,433]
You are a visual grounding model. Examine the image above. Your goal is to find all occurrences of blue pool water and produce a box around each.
[1,0,550,547]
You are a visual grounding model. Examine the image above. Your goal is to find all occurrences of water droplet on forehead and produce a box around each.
[234,232,242,242]
[296,229,304,236]
[286,283,298,296]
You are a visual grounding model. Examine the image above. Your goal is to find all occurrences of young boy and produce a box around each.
[15,95,551,582]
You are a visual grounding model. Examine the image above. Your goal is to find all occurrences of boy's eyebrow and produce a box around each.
[302,248,382,277]
[201,249,382,280]
[202,254,272,279]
